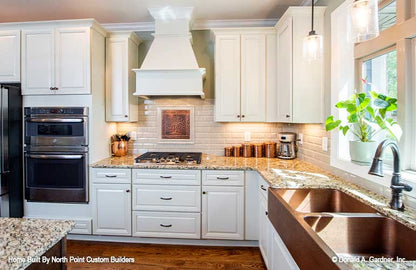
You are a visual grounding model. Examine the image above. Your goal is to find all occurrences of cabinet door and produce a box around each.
[0,30,20,82]
[106,37,129,121]
[22,29,54,95]
[214,35,241,122]
[241,34,266,122]
[55,27,90,94]
[259,196,270,268]
[276,17,293,122]
[202,186,244,240]
[270,227,300,270]
[92,184,131,236]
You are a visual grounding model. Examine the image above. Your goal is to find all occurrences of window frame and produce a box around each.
[330,0,416,188]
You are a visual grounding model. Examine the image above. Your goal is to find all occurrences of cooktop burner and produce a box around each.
[134,152,202,165]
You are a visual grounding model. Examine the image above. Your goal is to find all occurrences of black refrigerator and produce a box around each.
[0,83,23,217]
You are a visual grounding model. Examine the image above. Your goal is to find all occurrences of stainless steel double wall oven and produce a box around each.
[25,107,89,203]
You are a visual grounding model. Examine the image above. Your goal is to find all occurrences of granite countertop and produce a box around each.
[92,154,416,269]
[0,218,74,270]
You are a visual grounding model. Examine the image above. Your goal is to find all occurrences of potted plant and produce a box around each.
[325,91,401,165]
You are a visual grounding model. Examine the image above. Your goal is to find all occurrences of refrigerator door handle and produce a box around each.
[1,86,9,174]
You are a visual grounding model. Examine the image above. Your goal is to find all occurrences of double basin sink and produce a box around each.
[270,188,416,268]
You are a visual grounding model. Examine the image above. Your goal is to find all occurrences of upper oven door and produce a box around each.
[25,116,88,146]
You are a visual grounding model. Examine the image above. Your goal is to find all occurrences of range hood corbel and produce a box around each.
[133,7,206,98]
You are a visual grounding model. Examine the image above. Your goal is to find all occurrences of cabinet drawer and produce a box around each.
[258,177,270,200]
[202,170,244,186]
[132,185,201,212]
[91,168,131,184]
[70,218,92,235]
[133,211,201,239]
[133,169,201,185]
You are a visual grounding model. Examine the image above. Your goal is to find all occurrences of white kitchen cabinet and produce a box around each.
[92,183,131,236]
[270,228,300,270]
[20,20,106,95]
[55,27,90,94]
[275,7,325,123]
[22,29,54,95]
[202,185,244,240]
[259,193,271,268]
[106,32,141,122]
[212,28,275,122]
[0,30,20,82]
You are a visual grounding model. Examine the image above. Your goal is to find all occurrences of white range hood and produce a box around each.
[133,7,206,98]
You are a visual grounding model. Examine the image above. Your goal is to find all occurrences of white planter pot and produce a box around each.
[349,141,379,165]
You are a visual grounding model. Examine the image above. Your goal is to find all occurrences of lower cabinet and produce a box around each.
[270,228,300,270]
[132,211,201,239]
[202,185,245,240]
[92,183,132,236]
[258,182,299,270]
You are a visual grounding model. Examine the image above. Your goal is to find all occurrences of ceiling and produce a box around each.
[0,0,305,24]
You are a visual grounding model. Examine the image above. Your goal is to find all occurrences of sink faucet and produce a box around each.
[368,139,413,211]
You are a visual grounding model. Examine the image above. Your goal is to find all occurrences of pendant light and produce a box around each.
[348,0,379,43]
[303,0,323,61]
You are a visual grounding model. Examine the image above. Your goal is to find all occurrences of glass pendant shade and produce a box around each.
[348,0,379,43]
[303,31,323,61]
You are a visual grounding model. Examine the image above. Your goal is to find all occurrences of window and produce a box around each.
[378,1,397,31]
[330,0,416,186]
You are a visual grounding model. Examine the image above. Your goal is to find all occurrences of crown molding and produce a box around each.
[102,18,278,32]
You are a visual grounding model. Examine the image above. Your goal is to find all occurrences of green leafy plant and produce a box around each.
[325,91,401,142]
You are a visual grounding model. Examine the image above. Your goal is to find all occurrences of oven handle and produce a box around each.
[28,154,84,160]
[27,118,84,123]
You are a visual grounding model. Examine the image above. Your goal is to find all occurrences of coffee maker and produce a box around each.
[277,132,297,159]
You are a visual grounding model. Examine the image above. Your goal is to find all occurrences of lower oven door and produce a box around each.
[25,152,88,203]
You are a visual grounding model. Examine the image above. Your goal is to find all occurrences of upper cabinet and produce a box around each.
[275,7,326,123]
[212,28,276,122]
[19,20,106,95]
[0,30,20,82]
[105,32,141,122]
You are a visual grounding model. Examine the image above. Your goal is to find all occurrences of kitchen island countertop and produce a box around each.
[0,218,74,270]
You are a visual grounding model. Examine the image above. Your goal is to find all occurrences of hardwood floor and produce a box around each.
[67,240,266,270]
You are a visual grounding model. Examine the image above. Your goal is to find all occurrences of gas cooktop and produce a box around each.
[134,152,202,165]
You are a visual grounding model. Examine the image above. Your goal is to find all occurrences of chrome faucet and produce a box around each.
[368,139,413,211]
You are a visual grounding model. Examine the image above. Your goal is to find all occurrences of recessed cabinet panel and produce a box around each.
[92,183,131,236]
[276,17,293,123]
[22,29,54,95]
[214,34,241,122]
[0,30,20,82]
[55,28,90,94]
[241,34,266,122]
[202,186,244,240]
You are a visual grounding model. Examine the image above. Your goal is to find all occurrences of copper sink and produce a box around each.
[274,188,378,213]
[304,215,416,259]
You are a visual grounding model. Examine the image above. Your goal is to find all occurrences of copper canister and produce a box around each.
[224,147,233,157]
[232,145,242,157]
[264,141,277,158]
[242,143,253,157]
[253,143,264,158]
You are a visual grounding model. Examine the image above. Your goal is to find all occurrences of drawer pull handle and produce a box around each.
[105,175,117,178]
[160,224,172,228]
[217,176,230,180]
[160,197,172,200]
[260,185,267,191]
[160,176,172,179]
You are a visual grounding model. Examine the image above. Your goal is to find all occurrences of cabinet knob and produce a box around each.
[55,87,59,90]
[49,87,53,90]
[265,211,268,216]
[237,115,240,118]
[202,191,206,194]
[126,189,130,193]
[286,115,290,118]
[124,115,128,118]
[241,115,245,118]
[260,185,267,191]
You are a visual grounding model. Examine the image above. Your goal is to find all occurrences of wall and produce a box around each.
[117,98,286,156]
